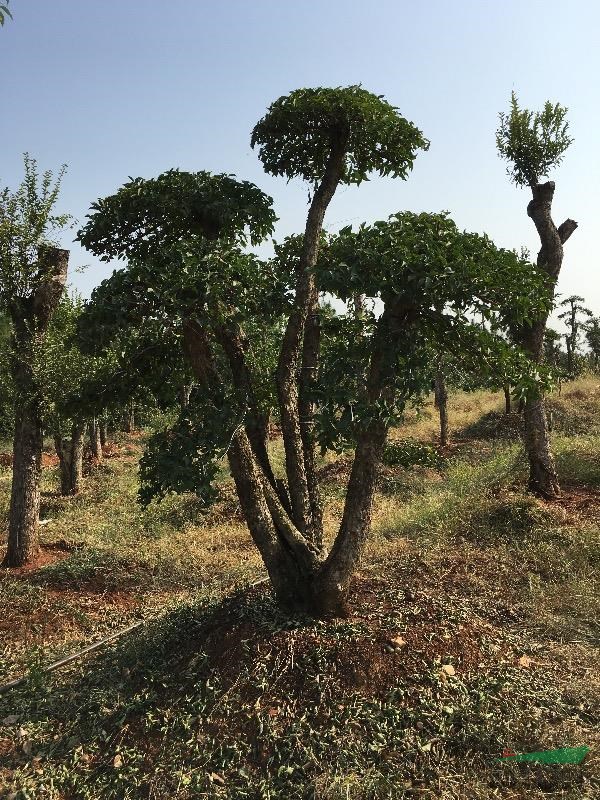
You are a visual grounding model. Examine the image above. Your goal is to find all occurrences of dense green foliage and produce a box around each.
[496,92,573,187]
[314,212,551,449]
[77,170,276,263]
[0,155,70,306]
[251,85,429,184]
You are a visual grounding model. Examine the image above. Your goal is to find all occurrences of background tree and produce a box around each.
[544,327,564,370]
[557,294,592,378]
[496,92,577,498]
[433,355,449,446]
[39,293,109,495]
[0,156,70,566]
[45,296,88,495]
[584,317,600,371]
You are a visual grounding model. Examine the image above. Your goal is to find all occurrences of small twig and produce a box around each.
[0,619,145,695]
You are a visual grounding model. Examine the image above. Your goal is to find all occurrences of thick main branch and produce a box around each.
[276,131,348,538]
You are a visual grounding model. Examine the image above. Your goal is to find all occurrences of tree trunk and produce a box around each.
[311,301,415,617]
[183,289,413,617]
[54,423,86,496]
[298,285,323,549]
[503,384,512,415]
[522,396,559,498]
[515,182,577,499]
[4,404,44,566]
[275,129,348,541]
[3,246,69,568]
[123,404,135,433]
[519,319,559,497]
[89,417,103,462]
[99,420,107,450]
[313,421,387,617]
[565,337,573,378]
[434,362,449,447]
[179,383,192,411]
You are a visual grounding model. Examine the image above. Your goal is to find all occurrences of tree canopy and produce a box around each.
[251,85,429,185]
[496,91,573,188]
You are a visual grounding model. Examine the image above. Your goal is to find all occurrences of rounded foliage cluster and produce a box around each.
[77,170,277,263]
[251,85,429,185]
[319,211,551,323]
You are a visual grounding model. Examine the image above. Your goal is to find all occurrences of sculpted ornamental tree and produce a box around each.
[496,92,578,498]
[0,156,70,566]
[79,87,547,616]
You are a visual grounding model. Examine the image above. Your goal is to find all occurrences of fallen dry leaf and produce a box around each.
[441,664,455,676]
[518,654,533,668]
[113,754,123,768]
[209,772,226,785]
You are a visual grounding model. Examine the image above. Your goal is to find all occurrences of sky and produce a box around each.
[2,0,599,334]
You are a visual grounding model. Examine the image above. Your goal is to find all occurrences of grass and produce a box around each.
[0,380,599,798]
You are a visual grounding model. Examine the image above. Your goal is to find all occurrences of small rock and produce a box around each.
[1,715,19,726]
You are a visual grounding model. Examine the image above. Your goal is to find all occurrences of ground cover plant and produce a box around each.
[0,381,599,798]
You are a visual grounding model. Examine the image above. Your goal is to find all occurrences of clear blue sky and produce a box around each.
[2,0,599,331]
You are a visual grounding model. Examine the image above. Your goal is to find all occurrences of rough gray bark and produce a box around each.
[183,318,319,605]
[6,403,44,565]
[55,422,86,495]
[522,397,559,497]
[276,130,348,539]
[298,284,324,549]
[517,181,577,498]
[3,247,69,567]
